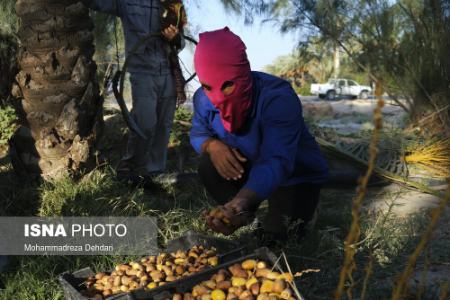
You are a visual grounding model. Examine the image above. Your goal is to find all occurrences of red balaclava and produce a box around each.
[194,27,253,133]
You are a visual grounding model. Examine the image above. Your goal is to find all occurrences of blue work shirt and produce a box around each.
[86,0,184,74]
[190,71,329,199]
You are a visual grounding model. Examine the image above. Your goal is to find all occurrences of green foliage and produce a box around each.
[229,0,450,128]
[0,105,17,148]
[263,52,314,95]
[263,41,370,95]
[0,0,17,35]
[0,0,18,90]
[263,53,300,76]
[170,106,193,146]
[296,82,312,95]
[38,168,152,217]
[0,31,18,102]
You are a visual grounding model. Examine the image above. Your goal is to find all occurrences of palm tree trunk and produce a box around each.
[12,0,103,179]
[333,44,340,78]
[0,33,17,104]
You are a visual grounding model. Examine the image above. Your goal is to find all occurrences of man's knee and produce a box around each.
[198,153,217,180]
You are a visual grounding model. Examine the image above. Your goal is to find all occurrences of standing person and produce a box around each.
[190,27,329,241]
[82,0,185,185]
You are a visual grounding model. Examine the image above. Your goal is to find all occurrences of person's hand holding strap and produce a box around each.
[162,25,179,41]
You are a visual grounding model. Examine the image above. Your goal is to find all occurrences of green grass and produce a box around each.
[0,109,447,300]
[0,161,437,299]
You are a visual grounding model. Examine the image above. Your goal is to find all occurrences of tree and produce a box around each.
[11,0,103,179]
[224,0,450,130]
[0,33,17,104]
[0,0,18,104]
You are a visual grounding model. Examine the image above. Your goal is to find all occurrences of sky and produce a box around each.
[178,0,298,93]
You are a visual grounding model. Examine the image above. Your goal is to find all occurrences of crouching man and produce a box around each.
[189,28,329,241]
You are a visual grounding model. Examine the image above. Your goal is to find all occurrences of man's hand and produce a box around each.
[204,206,235,236]
[204,189,260,236]
[203,139,247,180]
[162,25,179,41]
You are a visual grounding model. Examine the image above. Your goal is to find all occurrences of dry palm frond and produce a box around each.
[294,269,321,277]
[404,138,450,178]
[317,137,442,197]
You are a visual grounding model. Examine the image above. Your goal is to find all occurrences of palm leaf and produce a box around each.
[316,137,443,197]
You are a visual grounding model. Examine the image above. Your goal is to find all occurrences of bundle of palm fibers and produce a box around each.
[404,137,450,179]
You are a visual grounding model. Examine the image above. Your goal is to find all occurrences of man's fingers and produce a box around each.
[168,26,178,34]
[226,153,244,176]
[220,206,238,225]
[221,208,243,227]
[218,160,236,180]
[162,26,178,40]
[223,149,242,178]
[222,159,241,180]
[206,215,224,231]
[222,204,253,227]
[211,218,234,235]
[232,148,247,162]
[216,162,231,180]
[212,159,229,180]
[170,25,179,34]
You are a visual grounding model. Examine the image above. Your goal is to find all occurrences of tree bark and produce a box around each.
[0,33,17,104]
[333,44,340,79]
[12,0,103,179]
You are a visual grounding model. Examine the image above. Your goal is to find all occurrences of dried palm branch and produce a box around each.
[316,137,443,197]
[404,138,450,178]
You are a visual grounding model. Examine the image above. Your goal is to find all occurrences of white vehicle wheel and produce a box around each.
[326,90,336,100]
[359,91,369,99]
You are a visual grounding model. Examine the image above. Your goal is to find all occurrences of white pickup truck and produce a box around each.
[310,78,372,100]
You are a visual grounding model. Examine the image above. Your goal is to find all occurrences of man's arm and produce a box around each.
[206,91,303,236]
[81,0,122,17]
[243,93,302,200]
[190,91,215,154]
[190,91,245,180]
